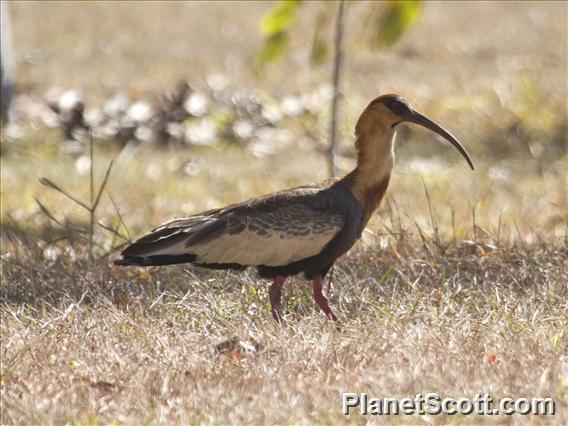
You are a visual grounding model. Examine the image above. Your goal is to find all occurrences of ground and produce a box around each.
[1,1,567,424]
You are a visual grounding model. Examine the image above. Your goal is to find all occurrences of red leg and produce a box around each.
[269,276,286,323]
[312,275,340,323]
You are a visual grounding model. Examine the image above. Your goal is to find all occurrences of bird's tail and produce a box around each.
[113,215,223,267]
[113,253,198,267]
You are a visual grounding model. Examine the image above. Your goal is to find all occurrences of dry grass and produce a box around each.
[1,142,567,423]
[1,220,566,424]
[2,1,568,425]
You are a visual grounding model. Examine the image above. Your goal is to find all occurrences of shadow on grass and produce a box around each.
[2,222,566,318]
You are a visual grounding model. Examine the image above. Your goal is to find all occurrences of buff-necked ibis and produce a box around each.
[115,94,474,324]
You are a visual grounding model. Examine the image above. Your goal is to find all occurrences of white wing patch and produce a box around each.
[132,202,344,267]
[147,204,344,266]
[187,226,340,266]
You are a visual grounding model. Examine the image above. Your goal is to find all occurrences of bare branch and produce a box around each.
[328,0,345,178]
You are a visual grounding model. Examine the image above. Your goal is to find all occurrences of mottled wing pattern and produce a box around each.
[120,214,222,257]
[120,184,345,267]
[188,202,343,266]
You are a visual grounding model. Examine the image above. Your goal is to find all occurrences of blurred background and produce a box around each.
[2,5,566,424]
[1,1,566,254]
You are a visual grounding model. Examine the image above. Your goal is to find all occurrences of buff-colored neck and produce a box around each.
[342,116,396,224]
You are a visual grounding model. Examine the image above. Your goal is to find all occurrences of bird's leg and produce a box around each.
[312,275,340,323]
[269,275,286,323]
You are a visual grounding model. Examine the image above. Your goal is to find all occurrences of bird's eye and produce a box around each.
[387,99,408,115]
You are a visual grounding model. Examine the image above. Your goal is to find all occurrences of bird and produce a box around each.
[114,94,474,324]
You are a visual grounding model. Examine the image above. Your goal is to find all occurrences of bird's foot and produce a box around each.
[312,275,342,327]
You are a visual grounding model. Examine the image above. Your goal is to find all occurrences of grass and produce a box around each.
[1,213,566,424]
[1,137,566,423]
[2,1,568,425]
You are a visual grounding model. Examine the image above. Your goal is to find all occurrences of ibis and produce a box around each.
[115,94,474,323]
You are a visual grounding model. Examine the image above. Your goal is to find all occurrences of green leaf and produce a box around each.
[310,5,332,66]
[255,1,301,70]
[260,0,301,36]
[255,32,289,70]
[310,36,330,66]
[375,0,421,48]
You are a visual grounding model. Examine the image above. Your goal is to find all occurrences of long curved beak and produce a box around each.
[404,110,475,170]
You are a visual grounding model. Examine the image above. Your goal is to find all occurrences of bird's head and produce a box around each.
[355,94,474,170]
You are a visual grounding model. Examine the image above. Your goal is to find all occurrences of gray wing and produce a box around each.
[121,188,344,267]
